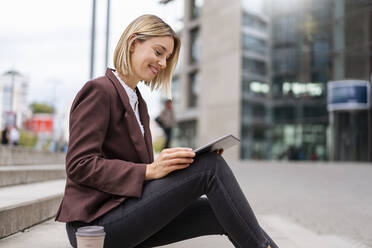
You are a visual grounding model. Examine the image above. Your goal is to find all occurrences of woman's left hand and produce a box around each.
[216,149,224,156]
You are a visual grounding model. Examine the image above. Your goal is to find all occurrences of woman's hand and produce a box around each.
[145,147,195,180]
[216,149,224,156]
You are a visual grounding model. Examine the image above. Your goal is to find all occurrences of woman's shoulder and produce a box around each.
[86,74,113,90]
[71,75,115,108]
[78,74,117,97]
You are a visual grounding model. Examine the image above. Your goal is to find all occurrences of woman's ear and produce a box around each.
[129,34,137,53]
[130,41,136,53]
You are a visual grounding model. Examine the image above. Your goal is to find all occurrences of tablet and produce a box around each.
[193,134,240,156]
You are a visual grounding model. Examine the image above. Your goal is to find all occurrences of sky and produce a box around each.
[0,0,183,118]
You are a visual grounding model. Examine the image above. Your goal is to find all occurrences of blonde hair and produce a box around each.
[114,14,180,98]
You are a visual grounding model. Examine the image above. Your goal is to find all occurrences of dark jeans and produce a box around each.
[66,153,278,248]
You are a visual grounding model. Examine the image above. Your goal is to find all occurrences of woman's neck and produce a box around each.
[118,73,139,90]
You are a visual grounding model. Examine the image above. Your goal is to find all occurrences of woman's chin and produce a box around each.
[144,74,156,82]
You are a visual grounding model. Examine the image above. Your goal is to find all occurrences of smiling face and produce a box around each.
[130,36,174,83]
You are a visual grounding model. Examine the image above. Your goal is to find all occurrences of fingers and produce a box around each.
[155,159,191,176]
[162,147,193,154]
[154,148,195,177]
[164,158,194,166]
[161,149,195,160]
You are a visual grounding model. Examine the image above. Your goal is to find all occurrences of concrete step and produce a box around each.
[0,146,65,166]
[0,179,65,239]
[0,164,66,187]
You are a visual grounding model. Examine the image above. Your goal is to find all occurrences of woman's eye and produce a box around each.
[155,50,162,56]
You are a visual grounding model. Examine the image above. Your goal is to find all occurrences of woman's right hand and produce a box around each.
[145,147,195,180]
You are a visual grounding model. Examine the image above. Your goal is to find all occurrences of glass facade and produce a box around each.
[243,11,268,31]
[240,0,372,161]
[242,33,268,55]
[242,57,267,76]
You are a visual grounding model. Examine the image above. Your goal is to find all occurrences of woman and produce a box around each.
[56,14,278,248]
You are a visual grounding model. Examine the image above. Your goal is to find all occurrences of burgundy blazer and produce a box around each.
[56,68,154,223]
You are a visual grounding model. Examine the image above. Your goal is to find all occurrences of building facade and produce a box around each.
[163,0,372,161]
[0,70,29,130]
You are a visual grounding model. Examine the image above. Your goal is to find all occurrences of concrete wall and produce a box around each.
[199,0,242,160]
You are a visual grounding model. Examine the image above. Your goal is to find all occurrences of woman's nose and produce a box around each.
[158,57,166,69]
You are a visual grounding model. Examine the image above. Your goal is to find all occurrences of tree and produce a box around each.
[30,103,54,114]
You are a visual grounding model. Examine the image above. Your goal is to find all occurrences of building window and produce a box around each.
[272,15,298,45]
[242,12,268,31]
[273,47,298,74]
[188,71,199,108]
[273,106,296,123]
[242,79,270,97]
[242,57,267,76]
[190,28,200,63]
[191,0,204,20]
[242,33,267,55]
[241,125,267,159]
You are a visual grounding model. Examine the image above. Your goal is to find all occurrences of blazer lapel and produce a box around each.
[137,91,154,162]
[105,68,151,164]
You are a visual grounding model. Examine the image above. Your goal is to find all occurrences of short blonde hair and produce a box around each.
[114,14,181,98]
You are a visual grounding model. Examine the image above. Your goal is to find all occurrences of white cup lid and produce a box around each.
[76,226,106,237]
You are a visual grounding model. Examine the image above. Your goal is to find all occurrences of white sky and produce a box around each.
[0,0,183,118]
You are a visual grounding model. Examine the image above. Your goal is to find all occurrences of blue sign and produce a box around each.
[327,80,370,111]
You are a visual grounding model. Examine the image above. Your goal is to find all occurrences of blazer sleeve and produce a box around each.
[66,81,147,198]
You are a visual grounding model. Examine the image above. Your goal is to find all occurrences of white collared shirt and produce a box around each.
[113,71,144,136]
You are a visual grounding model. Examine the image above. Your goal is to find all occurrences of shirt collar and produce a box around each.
[113,71,138,110]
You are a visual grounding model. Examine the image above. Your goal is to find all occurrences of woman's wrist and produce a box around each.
[145,163,155,180]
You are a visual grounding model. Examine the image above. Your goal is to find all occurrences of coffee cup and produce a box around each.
[76,225,106,248]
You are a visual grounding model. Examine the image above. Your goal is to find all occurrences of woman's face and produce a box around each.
[130,35,174,82]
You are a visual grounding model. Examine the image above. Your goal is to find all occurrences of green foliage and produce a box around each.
[19,130,38,147]
[30,102,54,114]
[153,137,165,153]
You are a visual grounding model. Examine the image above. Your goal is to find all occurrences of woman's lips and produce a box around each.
[149,65,158,75]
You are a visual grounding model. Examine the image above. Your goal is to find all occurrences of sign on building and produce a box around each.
[327,80,371,111]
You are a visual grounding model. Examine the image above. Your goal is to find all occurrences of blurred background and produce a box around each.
[0,0,371,163]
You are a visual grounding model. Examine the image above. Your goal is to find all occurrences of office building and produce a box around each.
[162,0,372,161]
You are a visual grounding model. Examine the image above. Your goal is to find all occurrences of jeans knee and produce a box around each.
[194,152,228,173]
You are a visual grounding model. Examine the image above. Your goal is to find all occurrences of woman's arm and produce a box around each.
[66,81,146,198]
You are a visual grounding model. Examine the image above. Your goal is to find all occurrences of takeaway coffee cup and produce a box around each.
[76,226,106,248]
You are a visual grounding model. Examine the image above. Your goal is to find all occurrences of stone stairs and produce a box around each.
[0,161,66,239]
[0,146,65,166]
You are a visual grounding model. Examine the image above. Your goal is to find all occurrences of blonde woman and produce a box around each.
[56,14,278,248]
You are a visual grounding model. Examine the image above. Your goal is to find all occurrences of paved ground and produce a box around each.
[231,160,372,247]
[1,160,371,247]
